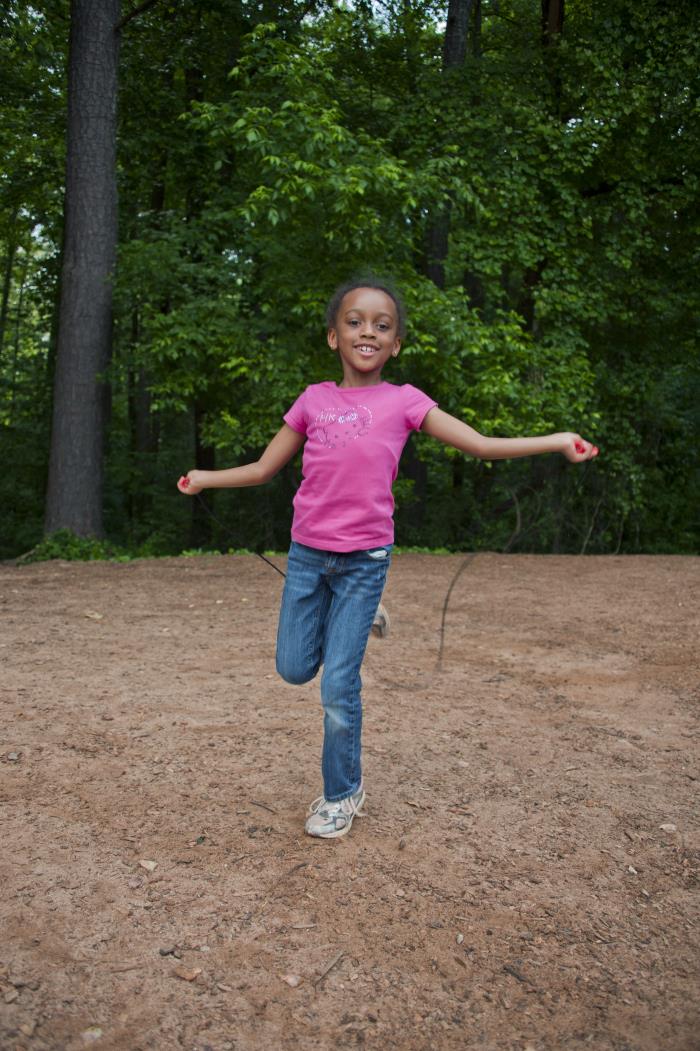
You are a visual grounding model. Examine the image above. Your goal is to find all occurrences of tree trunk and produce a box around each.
[425,212,450,290]
[45,0,120,538]
[541,0,565,112]
[471,0,482,58]
[9,250,30,426]
[0,207,20,360]
[443,0,473,70]
[425,0,480,291]
[541,0,564,44]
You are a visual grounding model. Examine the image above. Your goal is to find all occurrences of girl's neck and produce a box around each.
[336,377,387,389]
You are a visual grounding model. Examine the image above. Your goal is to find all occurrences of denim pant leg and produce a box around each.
[319,548,391,801]
[275,543,330,686]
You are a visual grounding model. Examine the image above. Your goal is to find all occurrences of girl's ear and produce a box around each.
[327,328,338,350]
[392,338,401,358]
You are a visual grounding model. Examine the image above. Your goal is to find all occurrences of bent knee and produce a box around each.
[276,656,319,686]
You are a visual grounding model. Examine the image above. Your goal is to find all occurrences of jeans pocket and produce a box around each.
[367,547,390,560]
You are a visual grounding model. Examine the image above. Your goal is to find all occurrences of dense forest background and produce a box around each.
[1,0,698,560]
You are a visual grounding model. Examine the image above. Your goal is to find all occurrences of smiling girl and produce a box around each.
[178,277,598,839]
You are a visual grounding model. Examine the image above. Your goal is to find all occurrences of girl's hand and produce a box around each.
[559,433,599,463]
[177,471,204,495]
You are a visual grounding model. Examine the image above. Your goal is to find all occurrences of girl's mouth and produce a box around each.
[355,344,380,356]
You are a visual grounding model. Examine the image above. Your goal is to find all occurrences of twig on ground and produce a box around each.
[314,950,344,988]
[250,800,277,815]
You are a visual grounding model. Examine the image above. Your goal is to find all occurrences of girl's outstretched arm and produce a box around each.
[177,424,305,496]
[421,408,598,462]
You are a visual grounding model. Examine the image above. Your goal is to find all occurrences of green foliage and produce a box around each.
[2,0,699,557]
[18,529,127,563]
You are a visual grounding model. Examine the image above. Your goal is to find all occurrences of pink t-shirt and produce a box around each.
[284,381,437,552]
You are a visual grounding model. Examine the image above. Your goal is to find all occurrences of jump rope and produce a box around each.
[192,437,595,692]
[195,490,476,690]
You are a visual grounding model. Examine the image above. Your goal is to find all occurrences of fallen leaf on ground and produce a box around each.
[139,859,157,872]
[174,966,202,982]
[83,611,103,620]
[281,973,303,987]
[659,823,677,833]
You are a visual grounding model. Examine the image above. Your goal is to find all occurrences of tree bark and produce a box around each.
[541,0,564,44]
[541,0,565,112]
[9,250,30,425]
[0,207,20,361]
[45,0,120,538]
[443,0,473,70]
[425,0,480,291]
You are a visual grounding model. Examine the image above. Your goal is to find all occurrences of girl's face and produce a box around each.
[327,287,401,388]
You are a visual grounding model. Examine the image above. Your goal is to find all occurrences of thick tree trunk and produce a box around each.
[45,0,120,538]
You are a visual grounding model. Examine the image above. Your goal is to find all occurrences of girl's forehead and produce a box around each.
[340,287,397,318]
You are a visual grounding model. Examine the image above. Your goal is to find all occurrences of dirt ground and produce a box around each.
[1,553,698,1051]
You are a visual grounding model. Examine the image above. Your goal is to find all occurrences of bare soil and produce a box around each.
[1,553,698,1051]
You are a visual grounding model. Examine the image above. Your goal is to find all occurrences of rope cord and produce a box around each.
[195,493,287,578]
[194,459,592,691]
[193,492,481,691]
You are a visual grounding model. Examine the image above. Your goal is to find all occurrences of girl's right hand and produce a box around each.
[177,470,204,495]
[559,433,599,463]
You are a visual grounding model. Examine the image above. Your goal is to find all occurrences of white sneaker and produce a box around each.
[305,784,366,839]
[371,602,390,638]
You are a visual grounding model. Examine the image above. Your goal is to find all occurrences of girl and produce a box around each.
[178,278,598,839]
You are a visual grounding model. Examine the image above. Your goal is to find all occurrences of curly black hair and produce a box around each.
[325,275,407,339]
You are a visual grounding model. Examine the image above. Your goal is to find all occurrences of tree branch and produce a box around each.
[116,0,162,32]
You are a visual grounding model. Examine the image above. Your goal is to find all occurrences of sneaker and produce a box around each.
[305,784,366,839]
[371,602,390,638]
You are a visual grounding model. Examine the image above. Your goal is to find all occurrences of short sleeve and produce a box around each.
[283,389,309,435]
[403,384,438,431]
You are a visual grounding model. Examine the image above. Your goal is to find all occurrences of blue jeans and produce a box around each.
[276,541,392,802]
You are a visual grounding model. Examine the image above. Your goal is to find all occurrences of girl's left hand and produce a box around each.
[560,433,599,463]
[177,470,204,495]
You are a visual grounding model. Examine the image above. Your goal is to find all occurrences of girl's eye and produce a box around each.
[348,319,361,326]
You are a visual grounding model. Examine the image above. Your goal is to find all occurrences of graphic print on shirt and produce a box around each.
[312,405,373,449]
